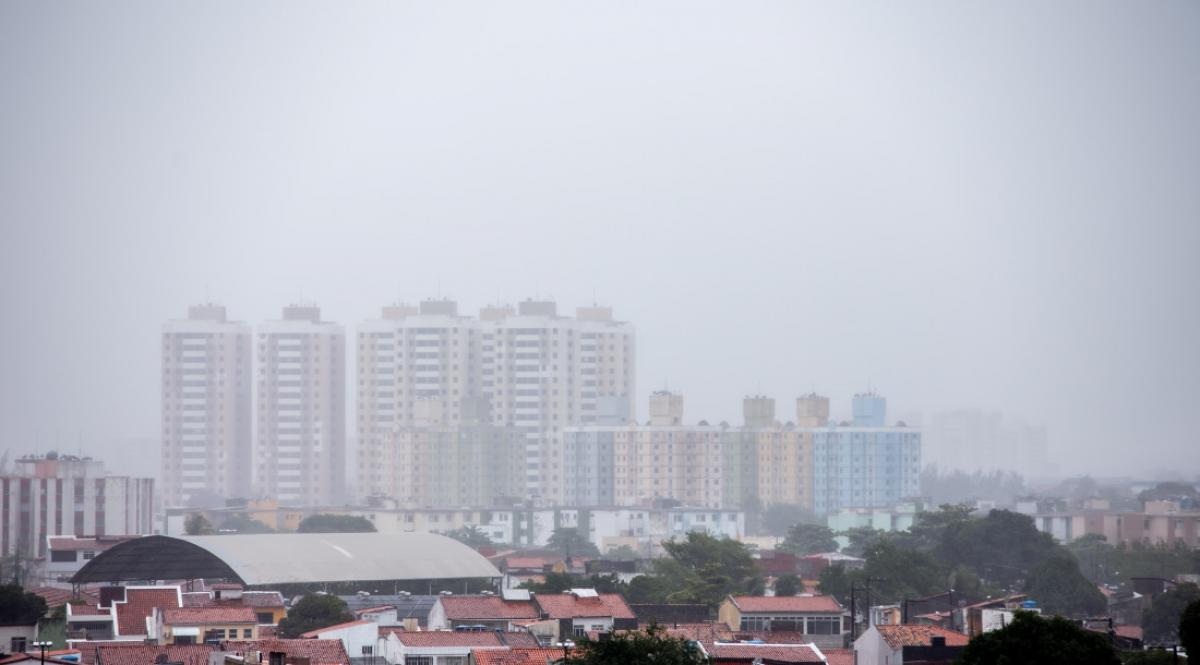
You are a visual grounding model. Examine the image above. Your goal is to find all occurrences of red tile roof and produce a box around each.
[68,603,112,617]
[505,557,550,570]
[299,620,373,638]
[661,624,733,642]
[533,593,635,620]
[822,648,854,665]
[440,596,539,621]
[93,644,214,665]
[391,631,506,647]
[704,642,824,663]
[471,648,569,665]
[220,640,349,665]
[163,606,257,625]
[1116,625,1144,641]
[74,641,140,665]
[30,586,100,608]
[874,625,969,650]
[728,595,842,614]
[114,588,181,636]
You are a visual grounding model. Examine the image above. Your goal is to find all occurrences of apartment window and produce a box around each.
[11,637,28,653]
[406,657,434,665]
[256,612,274,624]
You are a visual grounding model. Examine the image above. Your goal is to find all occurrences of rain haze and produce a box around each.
[1,1,1198,485]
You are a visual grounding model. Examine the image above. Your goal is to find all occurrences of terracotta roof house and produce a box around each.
[471,648,570,665]
[717,595,846,651]
[854,624,969,665]
[428,594,539,631]
[220,639,350,665]
[524,589,638,644]
[700,642,826,664]
[156,606,259,644]
[66,586,183,642]
[92,644,215,665]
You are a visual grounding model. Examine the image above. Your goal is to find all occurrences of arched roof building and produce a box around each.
[70,533,501,586]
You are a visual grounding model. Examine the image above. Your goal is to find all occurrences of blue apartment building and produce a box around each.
[812,393,922,513]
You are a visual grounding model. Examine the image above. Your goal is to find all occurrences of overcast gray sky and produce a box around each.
[1,1,1197,480]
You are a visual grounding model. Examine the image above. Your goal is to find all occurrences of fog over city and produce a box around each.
[1,1,1197,482]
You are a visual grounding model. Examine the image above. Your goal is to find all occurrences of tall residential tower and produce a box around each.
[161,304,251,507]
[256,305,345,506]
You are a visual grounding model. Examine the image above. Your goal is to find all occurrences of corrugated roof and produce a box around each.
[72,534,501,586]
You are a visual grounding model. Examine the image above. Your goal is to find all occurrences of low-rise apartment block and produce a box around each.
[1,454,153,562]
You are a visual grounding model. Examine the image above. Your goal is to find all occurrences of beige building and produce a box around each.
[356,299,635,504]
[161,304,251,507]
[566,393,815,510]
[256,305,345,506]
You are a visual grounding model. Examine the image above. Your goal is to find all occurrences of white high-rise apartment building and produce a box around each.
[161,304,251,507]
[256,305,345,506]
[356,300,479,499]
[355,299,635,503]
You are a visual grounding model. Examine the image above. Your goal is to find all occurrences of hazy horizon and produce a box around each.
[2,2,1197,482]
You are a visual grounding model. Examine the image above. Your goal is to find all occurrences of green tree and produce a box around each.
[1180,599,1200,657]
[564,623,708,665]
[939,509,1057,588]
[657,533,760,610]
[0,584,48,624]
[1143,583,1200,645]
[602,545,641,561]
[296,513,376,533]
[903,503,975,551]
[840,527,885,557]
[1120,651,1181,665]
[216,513,274,534]
[625,574,673,604]
[547,527,601,558]
[521,571,577,594]
[858,538,946,603]
[778,524,838,556]
[761,503,819,537]
[184,513,215,535]
[956,611,1120,665]
[1137,482,1198,503]
[817,563,851,602]
[773,574,801,597]
[1023,551,1106,617]
[277,594,355,638]
[443,525,494,550]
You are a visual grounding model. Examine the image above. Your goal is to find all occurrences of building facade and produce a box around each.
[564,393,814,511]
[812,394,922,514]
[0,454,154,560]
[161,304,252,507]
[356,299,635,504]
[256,305,345,506]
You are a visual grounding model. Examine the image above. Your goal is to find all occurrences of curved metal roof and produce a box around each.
[71,533,501,585]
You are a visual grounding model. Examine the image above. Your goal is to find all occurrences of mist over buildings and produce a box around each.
[1,1,1197,482]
